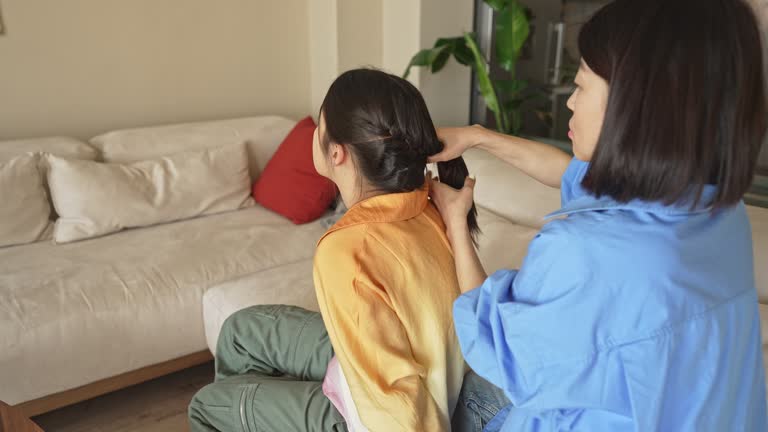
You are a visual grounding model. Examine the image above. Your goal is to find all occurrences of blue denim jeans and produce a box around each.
[451,371,512,432]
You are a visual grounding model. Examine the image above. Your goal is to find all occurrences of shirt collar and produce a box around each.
[319,183,430,241]
[545,185,720,220]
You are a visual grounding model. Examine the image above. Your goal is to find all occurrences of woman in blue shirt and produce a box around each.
[429,0,768,430]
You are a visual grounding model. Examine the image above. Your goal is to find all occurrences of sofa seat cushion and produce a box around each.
[0,206,326,405]
[747,205,768,303]
[476,206,540,275]
[464,148,561,228]
[202,259,319,354]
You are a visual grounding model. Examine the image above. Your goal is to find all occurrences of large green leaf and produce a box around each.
[495,0,530,72]
[434,37,473,67]
[403,45,449,79]
[432,37,464,72]
[432,48,452,73]
[452,42,473,66]
[464,33,502,123]
[435,36,464,48]
[403,48,433,79]
[484,0,509,11]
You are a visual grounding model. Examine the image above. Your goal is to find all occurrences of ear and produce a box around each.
[330,143,348,167]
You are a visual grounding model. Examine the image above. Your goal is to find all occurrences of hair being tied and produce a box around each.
[320,68,480,242]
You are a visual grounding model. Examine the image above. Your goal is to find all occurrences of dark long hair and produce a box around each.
[319,68,480,242]
[579,0,767,208]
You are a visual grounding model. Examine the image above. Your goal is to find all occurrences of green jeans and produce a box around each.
[188,305,348,432]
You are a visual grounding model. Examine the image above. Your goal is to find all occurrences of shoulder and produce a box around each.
[314,224,368,279]
[316,224,368,260]
[521,217,588,272]
[314,223,404,284]
[513,219,590,301]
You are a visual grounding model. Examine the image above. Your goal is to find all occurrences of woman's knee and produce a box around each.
[218,305,284,348]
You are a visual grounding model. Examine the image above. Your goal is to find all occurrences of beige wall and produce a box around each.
[308,0,387,116]
[308,0,339,117]
[0,0,470,140]
[0,0,312,140]
[308,0,472,126]
[417,0,473,127]
[382,0,421,83]
[337,0,382,73]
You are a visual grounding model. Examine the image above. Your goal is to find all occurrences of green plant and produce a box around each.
[404,0,533,134]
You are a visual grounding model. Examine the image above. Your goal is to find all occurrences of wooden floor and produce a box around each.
[31,362,214,432]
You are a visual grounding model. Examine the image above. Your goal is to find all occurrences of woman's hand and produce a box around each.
[428,174,476,237]
[433,125,571,188]
[428,173,487,292]
[429,125,488,163]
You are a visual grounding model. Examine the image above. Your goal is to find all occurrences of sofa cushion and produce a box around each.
[48,144,254,244]
[202,259,319,354]
[252,116,337,224]
[0,136,97,162]
[0,205,327,405]
[758,304,768,394]
[747,205,768,303]
[463,148,561,228]
[476,206,540,274]
[89,116,297,182]
[0,154,52,248]
[0,136,99,226]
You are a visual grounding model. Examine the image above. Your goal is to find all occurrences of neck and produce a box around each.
[338,182,386,208]
[341,187,386,208]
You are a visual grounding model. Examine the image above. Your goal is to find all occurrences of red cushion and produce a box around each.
[252,116,337,224]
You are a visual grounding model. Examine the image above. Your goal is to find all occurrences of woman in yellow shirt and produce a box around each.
[188,68,478,432]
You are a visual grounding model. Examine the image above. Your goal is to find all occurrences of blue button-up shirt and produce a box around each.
[454,158,767,431]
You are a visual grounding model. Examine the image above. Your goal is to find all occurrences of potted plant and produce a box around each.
[404,0,534,134]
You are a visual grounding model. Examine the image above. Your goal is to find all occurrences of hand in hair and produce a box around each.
[428,173,477,235]
[428,125,487,163]
[428,173,487,293]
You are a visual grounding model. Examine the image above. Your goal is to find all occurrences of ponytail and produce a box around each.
[436,156,480,247]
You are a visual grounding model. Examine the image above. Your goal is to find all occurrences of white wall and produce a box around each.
[0,0,312,140]
[417,0,474,127]
[0,0,472,140]
[308,0,339,117]
[309,0,473,126]
[338,0,382,73]
[382,0,421,83]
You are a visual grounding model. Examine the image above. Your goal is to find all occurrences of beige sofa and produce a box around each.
[202,147,768,391]
[0,116,333,415]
